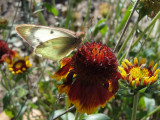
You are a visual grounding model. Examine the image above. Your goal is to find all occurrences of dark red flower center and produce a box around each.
[72,42,118,80]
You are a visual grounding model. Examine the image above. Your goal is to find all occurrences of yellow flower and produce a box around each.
[119,57,159,87]
[5,55,32,74]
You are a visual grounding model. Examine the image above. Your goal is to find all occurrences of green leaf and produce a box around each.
[4,109,14,118]
[28,102,38,109]
[43,3,58,16]
[115,5,132,34]
[139,86,147,93]
[17,87,28,98]
[144,97,155,113]
[118,80,129,89]
[84,113,111,120]
[92,19,107,36]
[143,49,156,57]
[3,92,14,109]
[138,96,155,113]
[138,97,146,110]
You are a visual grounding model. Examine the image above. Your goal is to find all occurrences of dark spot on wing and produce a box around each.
[37,39,40,42]
[50,30,54,34]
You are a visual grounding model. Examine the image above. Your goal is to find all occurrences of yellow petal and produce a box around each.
[154,69,159,76]
[124,59,133,67]
[129,75,132,83]
[22,67,26,71]
[152,64,157,72]
[152,74,158,83]
[131,81,135,86]
[143,77,149,85]
[121,72,127,79]
[118,66,124,72]
[9,68,13,71]
[134,57,138,66]
[135,78,140,86]
[25,56,29,60]
[149,61,154,68]
[122,62,128,69]
[148,76,154,84]
[140,58,146,65]
[25,60,29,65]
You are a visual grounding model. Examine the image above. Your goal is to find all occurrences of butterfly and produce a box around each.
[16,24,84,61]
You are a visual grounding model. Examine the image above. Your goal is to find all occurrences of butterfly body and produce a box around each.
[16,24,82,60]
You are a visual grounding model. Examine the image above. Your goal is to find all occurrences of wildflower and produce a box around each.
[0,40,17,64]
[51,42,120,114]
[0,19,8,29]
[5,55,32,74]
[119,57,159,87]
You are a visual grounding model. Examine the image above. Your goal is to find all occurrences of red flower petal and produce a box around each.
[51,57,72,80]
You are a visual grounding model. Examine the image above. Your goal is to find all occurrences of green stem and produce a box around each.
[83,0,92,27]
[33,0,47,26]
[131,11,160,49]
[114,0,140,52]
[131,92,140,120]
[75,112,80,120]
[117,21,138,58]
[0,67,11,90]
[141,105,160,120]
[65,97,69,120]
[118,11,160,63]
[65,0,72,28]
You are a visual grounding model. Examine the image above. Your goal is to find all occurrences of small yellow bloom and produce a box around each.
[119,57,159,87]
[5,54,32,74]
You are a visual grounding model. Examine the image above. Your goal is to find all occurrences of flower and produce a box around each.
[5,55,32,74]
[118,57,159,87]
[51,42,120,114]
[0,40,17,64]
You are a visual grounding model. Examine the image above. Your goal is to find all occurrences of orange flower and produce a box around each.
[51,42,120,114]
[119,57,159,87]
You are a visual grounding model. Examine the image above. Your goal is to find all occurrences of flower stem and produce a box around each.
[141,105,160,120]
[75,111,80,120]
[131,11,160,49]
[83,0,92,27]
[117,20,138,59]
[65,0,72,28]
[131,92,140,120]
[118,11,160,63]
[114,0,140,52]
[65,97,69,120]
[33,0,47,26]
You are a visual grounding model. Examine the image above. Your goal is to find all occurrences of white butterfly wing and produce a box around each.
[35,37,79,60]
[16,24,81,60]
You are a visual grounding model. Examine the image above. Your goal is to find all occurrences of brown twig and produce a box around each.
[114,0,140,52]
[52,106,75,120]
